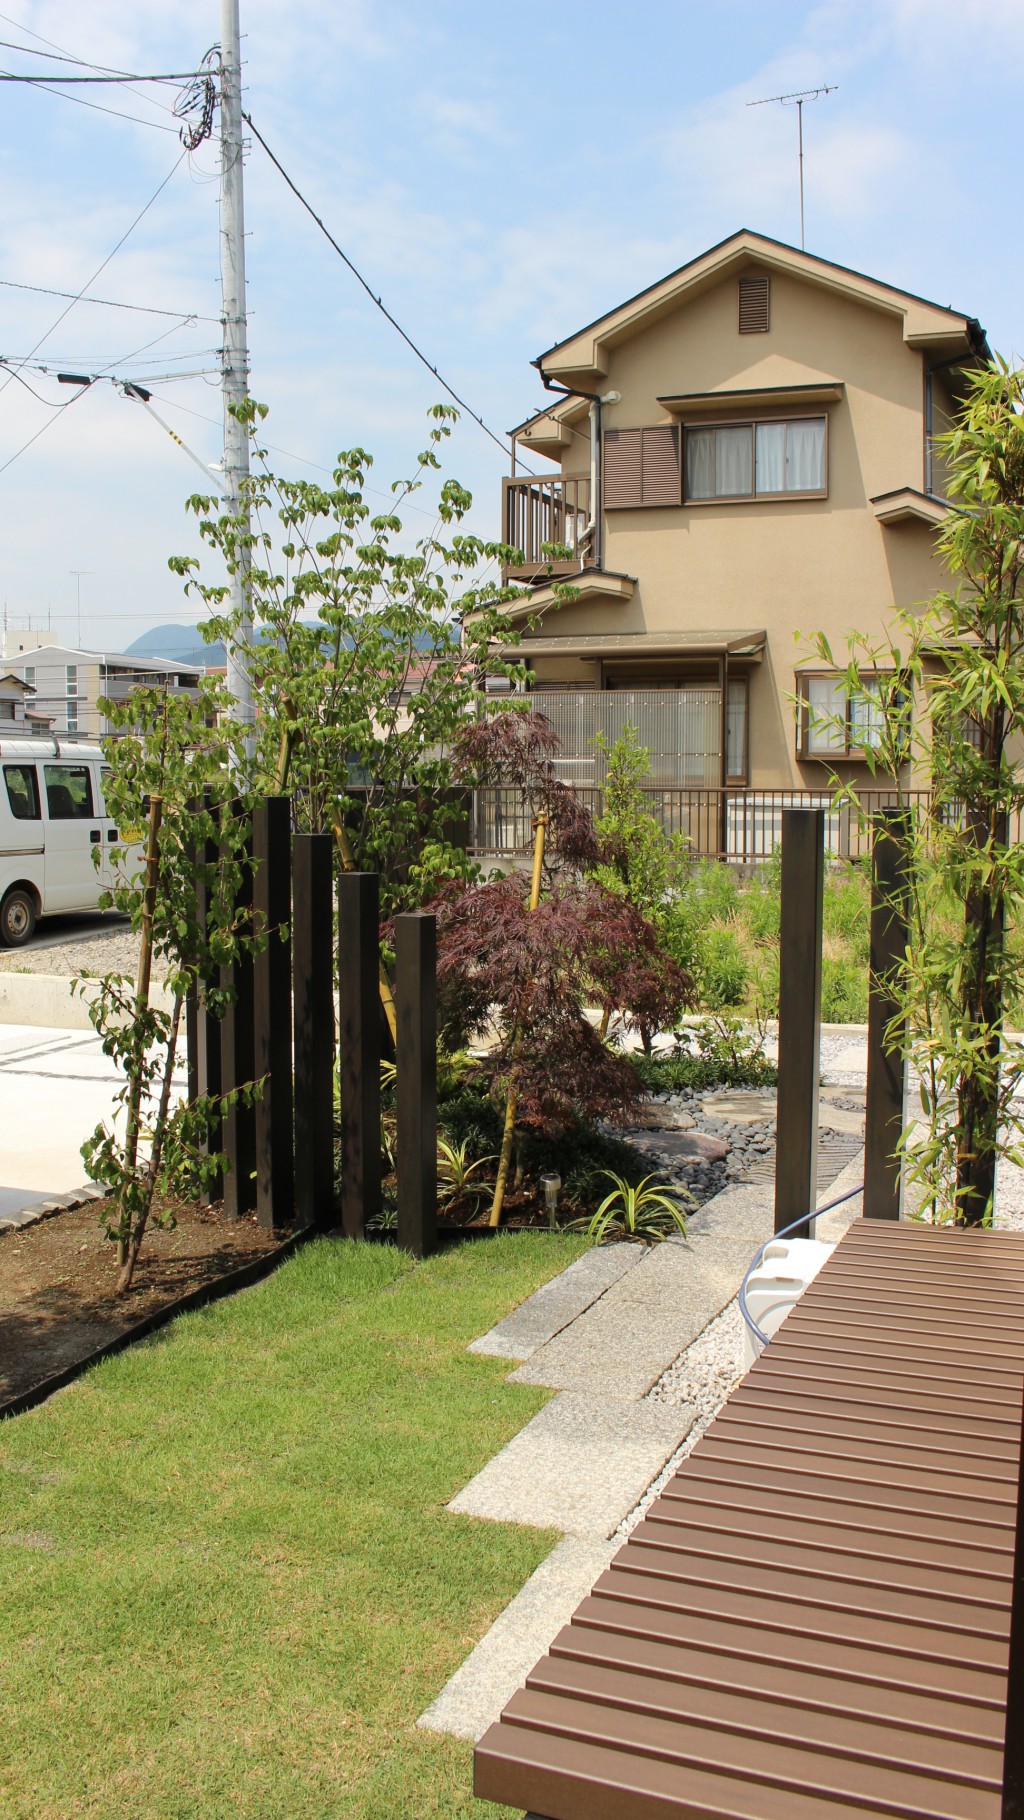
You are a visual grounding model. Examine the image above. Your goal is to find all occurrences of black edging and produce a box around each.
[0,1224,316,1424]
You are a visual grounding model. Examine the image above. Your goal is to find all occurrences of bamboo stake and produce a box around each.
[117,792,163,1268]
[117,991,183,1294]
[489,810,547,1229]
[331,807,398,1044]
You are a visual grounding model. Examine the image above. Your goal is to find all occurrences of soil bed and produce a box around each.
[0,1197,282,1407]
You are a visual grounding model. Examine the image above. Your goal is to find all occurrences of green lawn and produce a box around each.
[0,1232,588,1819]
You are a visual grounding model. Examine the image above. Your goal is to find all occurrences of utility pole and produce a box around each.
[219,0,254,736]
[748,85,836,251]
[70,570,92,647]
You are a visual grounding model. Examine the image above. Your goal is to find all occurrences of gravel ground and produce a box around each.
[615,1300,746,1537]
[0,927,169,981]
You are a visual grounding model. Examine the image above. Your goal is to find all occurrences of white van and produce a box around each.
[0,736,138,946]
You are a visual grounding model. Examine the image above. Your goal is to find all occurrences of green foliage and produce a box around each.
[570,1170,690,1243]
[0,1232,589,1817]
[436,1073,647,1213]
[696,925,750,1008]
[436,1137,497,1218]
[821,955,869,1023]
[81,681,259,1286]
[593,724,689,921]
[804,358,1024,1222]
[170,401,556,920]
[630,1016,779,1092]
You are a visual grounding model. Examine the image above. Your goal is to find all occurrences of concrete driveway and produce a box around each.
[0,1022,186,1220]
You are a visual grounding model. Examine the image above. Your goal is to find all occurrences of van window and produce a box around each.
[43,764,94,820]
[4,764,40,821]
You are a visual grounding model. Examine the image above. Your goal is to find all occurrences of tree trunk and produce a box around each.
[956,808,1006,1226]
[117,792,163,1267]
[489,810,547,1229]
[117,993,183,1294]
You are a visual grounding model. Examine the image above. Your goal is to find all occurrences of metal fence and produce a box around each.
[469,785,949,863]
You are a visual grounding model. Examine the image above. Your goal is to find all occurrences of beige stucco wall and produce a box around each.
[530,262,964,787]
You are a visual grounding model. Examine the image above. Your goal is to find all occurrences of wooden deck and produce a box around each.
[474,1219,1024,1820]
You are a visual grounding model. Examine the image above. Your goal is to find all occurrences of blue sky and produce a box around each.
[0,0,1020,651]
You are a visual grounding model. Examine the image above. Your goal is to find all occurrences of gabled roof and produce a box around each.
[532,229,990,385]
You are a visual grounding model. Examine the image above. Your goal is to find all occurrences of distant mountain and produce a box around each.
[126,624,225,666]
[126,620,446,668]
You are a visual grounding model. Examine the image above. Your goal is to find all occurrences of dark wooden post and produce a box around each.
[253,798,294,1230]
[221,803,257,1218]
[292,834,335,1230]
[396,913,437,1258]
[337,871,381,1239]
[196,803,223,1206]
[863,809,910,1222]
[774,808,824,1237]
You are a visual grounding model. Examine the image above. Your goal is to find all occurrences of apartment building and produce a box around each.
[2,632,203,739]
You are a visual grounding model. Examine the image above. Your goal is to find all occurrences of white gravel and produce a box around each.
[0,927,169,981]
[614,1299,746,1537]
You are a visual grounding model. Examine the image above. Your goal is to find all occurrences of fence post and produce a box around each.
[221,802,257,1219]
[253,798,294,1230]
[292,833,335,1230]
[196,801,223,1206]
[337,871,381,1240]
[395,913,437,1258]
[863,809,910,1221]
[774,808,824,1237]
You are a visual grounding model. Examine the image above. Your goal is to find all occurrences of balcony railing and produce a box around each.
[470,786,959,864]
[502,476,591,580]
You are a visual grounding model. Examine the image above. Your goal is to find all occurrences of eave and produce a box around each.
[871,487,949,527]
[658,381,844,417]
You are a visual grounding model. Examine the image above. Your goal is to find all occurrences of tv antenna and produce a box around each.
[748,85,837,250]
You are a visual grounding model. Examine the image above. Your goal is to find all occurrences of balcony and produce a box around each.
[502,476,591,582]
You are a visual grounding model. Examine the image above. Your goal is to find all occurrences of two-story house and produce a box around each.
[493,229,990,856]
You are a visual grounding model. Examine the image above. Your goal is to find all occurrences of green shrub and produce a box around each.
[823,863,870,964]
[631,1018,778,1092]
[697,925,749,1008]
[437,1075,646,1212]
[821,955,869,1023]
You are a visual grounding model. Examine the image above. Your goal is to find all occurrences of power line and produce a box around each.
[0,73,181,131]
[0,9,181,119]
[242,109,536,474]
[0,279,218,322]
[0,151,187,403]
[0,68,210,84]
[144,390,442,518]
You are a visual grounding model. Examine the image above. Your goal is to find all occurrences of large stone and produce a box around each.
[468,1244,641,1361]
[447,1391,695,1539]
[509,1235,754,1401]
[700,1090,777,1123]
[417,1535,619,1742]
[634,1130,729,1163]
[633,1105,696,1131]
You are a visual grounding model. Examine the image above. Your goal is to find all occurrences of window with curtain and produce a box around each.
[685,416,827,500]
[799,674,905,758]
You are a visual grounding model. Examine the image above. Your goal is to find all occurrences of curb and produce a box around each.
[0,1184,104,1235]
[0,971,175,1031]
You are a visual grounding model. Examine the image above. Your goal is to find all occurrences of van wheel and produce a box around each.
[0,888,37,948]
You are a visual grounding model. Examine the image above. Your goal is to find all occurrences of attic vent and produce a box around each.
[738,275,770,333]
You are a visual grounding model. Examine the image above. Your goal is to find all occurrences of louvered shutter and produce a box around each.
[738,274,770,333]
[603,428,643,506]
[641,425,682,505]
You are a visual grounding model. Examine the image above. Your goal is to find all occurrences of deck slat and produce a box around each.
[475,1219,1024,1820]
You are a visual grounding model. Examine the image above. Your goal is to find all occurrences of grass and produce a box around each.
[0,1231,589,1819]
